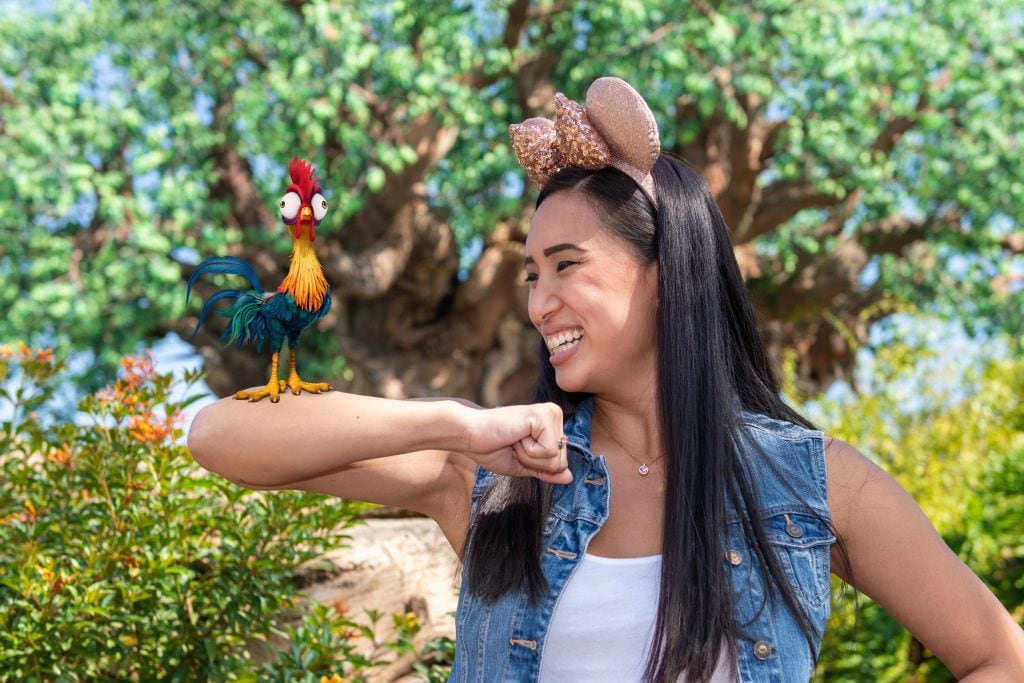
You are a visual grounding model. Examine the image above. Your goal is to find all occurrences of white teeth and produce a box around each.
[545,329,583,354]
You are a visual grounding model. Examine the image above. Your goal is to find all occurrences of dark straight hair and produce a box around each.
[462,155,838,682]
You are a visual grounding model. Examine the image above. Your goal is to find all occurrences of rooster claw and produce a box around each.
[233,380,282,403]
[285,374,333,395]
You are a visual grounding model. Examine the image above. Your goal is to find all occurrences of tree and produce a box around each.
[2,0,1022,401]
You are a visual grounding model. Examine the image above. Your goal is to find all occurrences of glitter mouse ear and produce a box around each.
[508,76,661,205]
[585,77,660,203]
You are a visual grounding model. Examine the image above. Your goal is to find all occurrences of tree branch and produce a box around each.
[207,93,277,237]
[503,0,530,49]
[768,211,954,319]
[738,181,841,243]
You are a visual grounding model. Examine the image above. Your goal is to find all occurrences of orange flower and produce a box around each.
[38,565,78,596]
[97,380,145,409]
[4,500,42,525]
[328,598,350,615]
[47,444,74,470]
[38,566,56,585]
[113,552,140,569]
[23,500,39,523]
[0,345,13,361]
[120,350,155,387]
[128,412,174,445]
[34,348,54,364]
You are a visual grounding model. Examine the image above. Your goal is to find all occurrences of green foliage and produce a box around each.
[259,604,454,682]
[0,345,457,680]
[801,321,1024,680]
[2,1,1022,389]
[412,634,458,683]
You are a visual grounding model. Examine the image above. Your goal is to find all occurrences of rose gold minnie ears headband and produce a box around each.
[508,76,661,206]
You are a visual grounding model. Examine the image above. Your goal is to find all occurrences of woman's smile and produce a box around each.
[546,329,584,364]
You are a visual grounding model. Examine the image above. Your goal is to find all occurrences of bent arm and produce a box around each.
[827,438,1024,680]
[187,391,469,488]
[187,391,571,548]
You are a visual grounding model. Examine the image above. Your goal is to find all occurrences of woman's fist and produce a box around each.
[460,402,571,484]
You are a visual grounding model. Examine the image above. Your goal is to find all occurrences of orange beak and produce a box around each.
[294,206,315,241]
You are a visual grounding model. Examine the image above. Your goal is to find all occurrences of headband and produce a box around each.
[508,76,661,206]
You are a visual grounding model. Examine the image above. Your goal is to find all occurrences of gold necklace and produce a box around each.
[597,423,664,477]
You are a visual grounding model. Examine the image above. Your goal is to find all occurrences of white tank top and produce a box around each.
[538,554,735,682]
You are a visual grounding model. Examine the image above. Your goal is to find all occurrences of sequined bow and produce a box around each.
[508,77,660,205]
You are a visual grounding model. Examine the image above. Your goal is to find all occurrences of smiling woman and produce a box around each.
[187,77,1024,683]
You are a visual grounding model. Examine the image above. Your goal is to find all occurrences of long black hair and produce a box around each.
[462,154,839,682]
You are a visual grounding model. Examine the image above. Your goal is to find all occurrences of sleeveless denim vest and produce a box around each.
[452,398,834,682]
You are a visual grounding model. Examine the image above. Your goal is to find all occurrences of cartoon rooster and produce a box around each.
[187,157,333,403]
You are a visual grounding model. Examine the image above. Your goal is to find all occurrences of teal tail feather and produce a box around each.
[186,256,272,349]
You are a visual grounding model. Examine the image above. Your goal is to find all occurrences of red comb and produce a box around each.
[288,157,321,200]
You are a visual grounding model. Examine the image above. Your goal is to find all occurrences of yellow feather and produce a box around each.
[279,235,328,312]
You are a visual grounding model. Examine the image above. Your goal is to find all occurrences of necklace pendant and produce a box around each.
[638,463,650,476]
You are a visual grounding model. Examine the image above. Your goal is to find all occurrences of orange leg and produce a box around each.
[284,348,332,395]
[234,351,284,403]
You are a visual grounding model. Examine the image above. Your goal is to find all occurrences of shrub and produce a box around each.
[808,342,1024,681]
[0,344,397,680]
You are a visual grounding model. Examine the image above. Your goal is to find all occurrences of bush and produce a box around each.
[0,344,457,681]
[806,340,1024,681]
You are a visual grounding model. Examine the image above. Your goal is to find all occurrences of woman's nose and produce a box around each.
[528,280,561,328]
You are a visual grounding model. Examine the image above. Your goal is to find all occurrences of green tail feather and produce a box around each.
[218,292,272,350]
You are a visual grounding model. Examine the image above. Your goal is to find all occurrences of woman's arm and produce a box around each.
[826,438,1024,680]
[187,391,571,550]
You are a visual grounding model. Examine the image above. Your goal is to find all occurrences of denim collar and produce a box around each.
[563,395,596,454]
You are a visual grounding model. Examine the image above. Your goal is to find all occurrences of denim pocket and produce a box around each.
[765,511,835,607]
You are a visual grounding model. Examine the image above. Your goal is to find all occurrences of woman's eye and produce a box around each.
[524,272,538,283]
[556,260,577,272]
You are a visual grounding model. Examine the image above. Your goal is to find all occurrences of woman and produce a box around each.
[188,78,1024,682]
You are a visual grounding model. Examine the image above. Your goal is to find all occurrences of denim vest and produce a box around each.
[452,398,834,682]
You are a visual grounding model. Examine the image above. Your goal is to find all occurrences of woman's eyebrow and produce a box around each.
[523,243,586,267]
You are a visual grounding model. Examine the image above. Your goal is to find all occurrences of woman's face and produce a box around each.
[524,191,658,396]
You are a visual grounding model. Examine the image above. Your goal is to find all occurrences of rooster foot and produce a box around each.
[285,372,333,395]
[234,378,283,403]
[235,351,285,403]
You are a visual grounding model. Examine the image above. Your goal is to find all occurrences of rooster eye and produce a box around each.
[311,193,328,223]
[279,192,301,222]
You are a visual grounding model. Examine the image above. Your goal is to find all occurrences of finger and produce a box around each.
[515,435,568,475]
[515,435,559,468]
[512,442,571,484]
[532,466,573,485]
[512,442,557,472]
[518,432,565,460]
[523,402,563,454]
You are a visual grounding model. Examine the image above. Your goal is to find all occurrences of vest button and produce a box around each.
[753,640,772,660]
[727,550,742,566]
[786,522,804,539]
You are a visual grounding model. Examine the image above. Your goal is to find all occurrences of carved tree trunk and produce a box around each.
[179,7,991,403]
